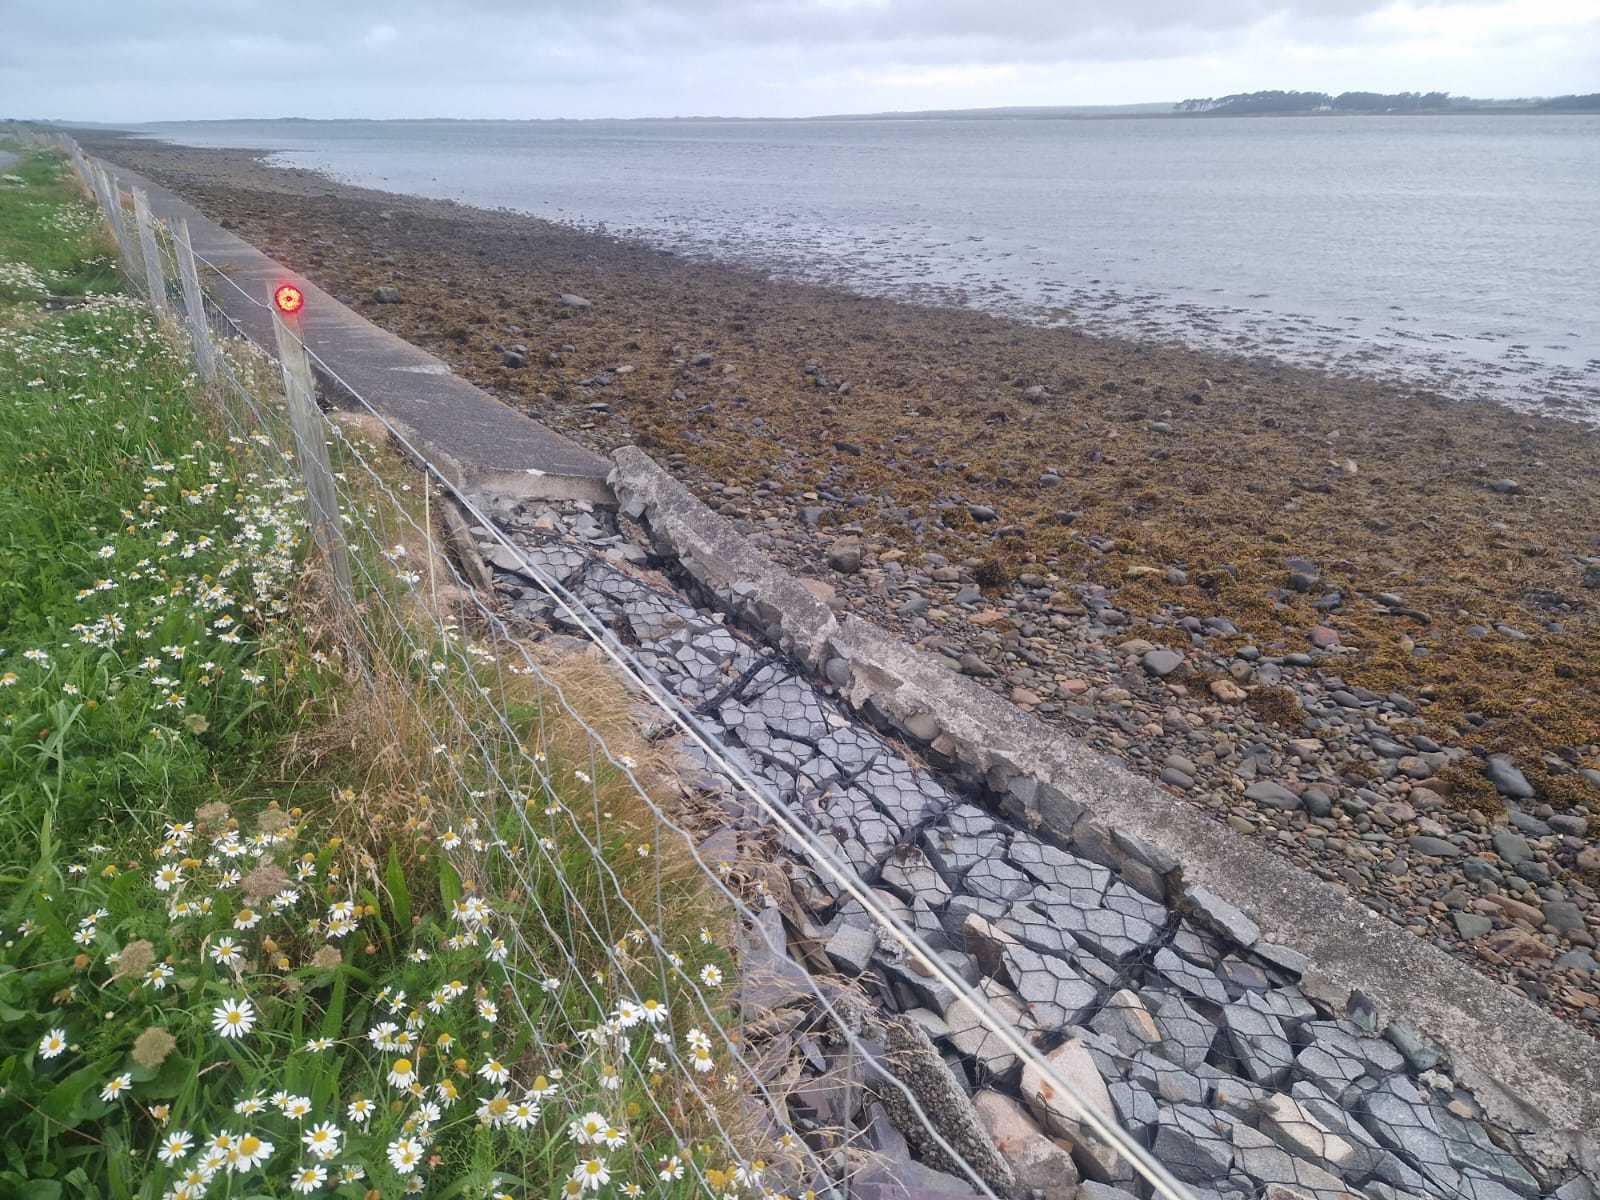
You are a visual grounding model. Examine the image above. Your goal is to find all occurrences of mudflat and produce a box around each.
[81,131,1600,1034]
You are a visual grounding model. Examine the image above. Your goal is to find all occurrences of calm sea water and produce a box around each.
[139,115,1600,418]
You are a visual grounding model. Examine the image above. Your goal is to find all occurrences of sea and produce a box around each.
[136,115,1600,419]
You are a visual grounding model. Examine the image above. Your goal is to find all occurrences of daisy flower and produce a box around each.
[527,1073,557,1098]
[347,1097,376,1124]
[572,1159,610,1192]
[99,1072,133,1102]
[226,1131,272,1172]
[290,1164,327,1194]
[37,1028,68,1059]
[569,1111,607,1145]
[281,1094,312,1119]
[152,864,185,892]
[478,1058,509,1085]
[302,1121,341,1159]
[477,1091,512,1127]
[212,997,256,1039]
[156,1130,193,1164]
[386,1136,423,1175]
[386,1057,417,1088]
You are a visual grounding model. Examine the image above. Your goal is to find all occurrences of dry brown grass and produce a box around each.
[256,415,784,1166]
[279,413,739,959]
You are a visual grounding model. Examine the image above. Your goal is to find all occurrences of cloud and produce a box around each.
[1,0,1595,121]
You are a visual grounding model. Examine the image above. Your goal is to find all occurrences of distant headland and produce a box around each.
[819,91,1600,121]
[1172,90,1600,116]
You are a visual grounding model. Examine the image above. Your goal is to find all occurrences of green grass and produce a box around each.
[0,146,772,1200]
[0,149,120,299]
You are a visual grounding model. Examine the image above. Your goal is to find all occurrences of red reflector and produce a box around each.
[273,284,305,315]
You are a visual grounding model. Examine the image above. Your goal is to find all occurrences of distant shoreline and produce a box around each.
[14,100,1600,129]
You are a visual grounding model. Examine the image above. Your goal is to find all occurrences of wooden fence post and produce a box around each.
[131,187,171,316]
[270,300,354,606]
[170,219,218,383]
[87,161,111,216]
[100,171,139,280]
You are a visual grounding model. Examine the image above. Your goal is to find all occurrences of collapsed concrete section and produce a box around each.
[468,477,1598,1200]
[605,445,1600,1179]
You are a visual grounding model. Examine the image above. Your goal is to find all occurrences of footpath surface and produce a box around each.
[102,161,610,502]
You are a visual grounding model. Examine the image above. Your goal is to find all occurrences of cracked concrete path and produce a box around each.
[94,158,610,503]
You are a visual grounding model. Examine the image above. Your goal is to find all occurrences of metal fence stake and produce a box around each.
[171,218,218,383]
[130,187,170,315]
[270,300,355,606]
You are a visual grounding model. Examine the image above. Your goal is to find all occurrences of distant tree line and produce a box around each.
[1534,93,1600,111]
[1174,91,1600,115]
[1177,90,1450,114]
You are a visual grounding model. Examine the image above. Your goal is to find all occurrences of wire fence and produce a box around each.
[21,127,1586,1200]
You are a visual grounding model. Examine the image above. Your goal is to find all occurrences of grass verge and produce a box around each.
[0,145,775,1200]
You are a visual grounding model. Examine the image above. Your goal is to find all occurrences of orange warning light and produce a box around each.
[273,283,305,315]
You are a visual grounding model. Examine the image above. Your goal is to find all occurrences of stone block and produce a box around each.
[974,1089,1081,1200]
[1221,992,1296,1087]
[1185,884,1262,948]
[1152,1103,1236,1185]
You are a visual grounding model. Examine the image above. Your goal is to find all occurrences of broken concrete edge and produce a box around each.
[436,488,495,595]
[606,443,1600,1164]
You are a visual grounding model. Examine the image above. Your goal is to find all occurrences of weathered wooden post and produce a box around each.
[100,170,139,280]
[130,187,171,316]
[170,218,218,383]
[269,290,354,605]
[87,161,112,217]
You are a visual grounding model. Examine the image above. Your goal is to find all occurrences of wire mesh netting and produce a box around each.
[32,129,1598,1200]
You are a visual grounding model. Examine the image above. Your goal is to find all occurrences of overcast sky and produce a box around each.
[4,0,1596,122]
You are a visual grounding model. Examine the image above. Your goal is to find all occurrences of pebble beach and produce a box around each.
[81,130,1600,1038]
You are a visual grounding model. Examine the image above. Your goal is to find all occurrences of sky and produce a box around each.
[3,0,1597,122]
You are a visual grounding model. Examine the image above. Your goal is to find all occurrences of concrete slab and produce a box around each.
[88,158,611,504]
